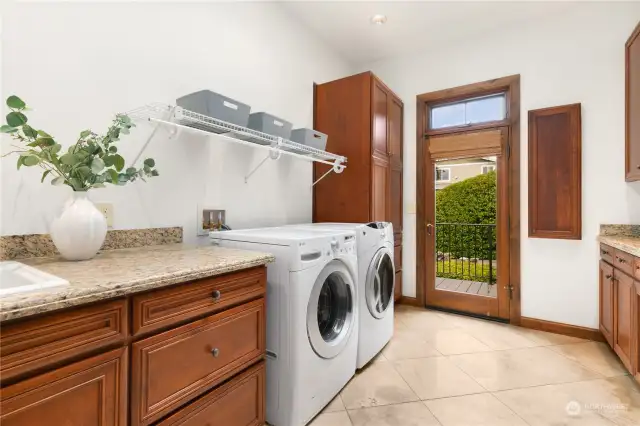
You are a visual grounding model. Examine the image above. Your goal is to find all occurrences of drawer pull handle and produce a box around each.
[211,348,220,357]
[617,257,627,264]
[601,250,609,255]
[605,274,612,279]
[212,290,221,301]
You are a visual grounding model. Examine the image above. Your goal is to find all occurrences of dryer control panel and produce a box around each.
[332,234,356,256]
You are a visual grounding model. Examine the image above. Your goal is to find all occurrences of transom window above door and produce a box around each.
[430,93,506,130]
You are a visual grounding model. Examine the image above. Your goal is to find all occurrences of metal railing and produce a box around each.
[435,223,496,284]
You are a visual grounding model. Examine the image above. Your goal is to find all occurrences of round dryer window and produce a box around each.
[307,260,355,359]
[366,249,395,319]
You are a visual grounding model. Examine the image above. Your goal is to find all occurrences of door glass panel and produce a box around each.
[434,157,498,297]
[317,272,351,342]
[430,93,506,129]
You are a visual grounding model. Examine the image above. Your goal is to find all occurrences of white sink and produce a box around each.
[0,261,69,296]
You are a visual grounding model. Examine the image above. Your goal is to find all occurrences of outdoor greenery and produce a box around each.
[435,170,497,259]
[436,259,495,284]
[1,96,158,191]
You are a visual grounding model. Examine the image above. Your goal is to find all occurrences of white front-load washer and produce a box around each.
[285,222,395,368]
[210,227,358,426]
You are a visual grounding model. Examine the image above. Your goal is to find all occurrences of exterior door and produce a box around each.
[371,155,390,222]
[307,260,355,359]
[599,260,615,346]
[614,270,634,372]
[423,127,510,320]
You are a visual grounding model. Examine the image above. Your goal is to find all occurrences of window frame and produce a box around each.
[435,167,451,182]
[429,93,507,131]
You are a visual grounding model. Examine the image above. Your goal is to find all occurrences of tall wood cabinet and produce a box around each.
[313,72,404,300]
[626,21,640,181]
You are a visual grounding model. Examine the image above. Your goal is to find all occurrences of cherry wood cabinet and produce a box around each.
[599,260,614,347]
[0,266,267,426]
[599,244,639,383]
[626,21,640,181]
[314,72,404,300]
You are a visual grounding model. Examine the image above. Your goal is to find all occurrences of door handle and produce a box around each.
[426,223,433,236]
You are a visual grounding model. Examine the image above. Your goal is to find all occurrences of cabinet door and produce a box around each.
[1,347,127,426]
[614,271,635,372]
[372,80,389,157]
[600,260,614,347]
[634,281,640,382]
[388,95,403,241]
[371,155,390,222]
[626,22,640,181]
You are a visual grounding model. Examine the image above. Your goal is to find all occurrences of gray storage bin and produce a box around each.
[248,112,292,139]
[290,128,328,151]
[176,90,251,127]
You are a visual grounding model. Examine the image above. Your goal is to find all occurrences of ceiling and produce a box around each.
[281,1,579,65]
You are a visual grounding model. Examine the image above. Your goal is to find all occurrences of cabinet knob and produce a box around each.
[212,290,221,301]
[636,165,640,169]
[617,257,627,264]
[605,274,612,279]
[211,348,220,357]
[601,250,609,255]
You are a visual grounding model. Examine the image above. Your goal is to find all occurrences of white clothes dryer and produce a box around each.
[285,222,395,368]
[211,227,358,426]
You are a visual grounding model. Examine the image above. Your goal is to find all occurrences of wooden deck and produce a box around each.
[436,277,497,297]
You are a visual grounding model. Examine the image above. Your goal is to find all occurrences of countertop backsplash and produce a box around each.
[0,227,183,261]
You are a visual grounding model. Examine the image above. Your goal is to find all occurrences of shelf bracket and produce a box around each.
[312,159,345,187]
[244,140,282,183]
[130,106,176,167]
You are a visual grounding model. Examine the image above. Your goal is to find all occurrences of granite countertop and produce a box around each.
[598,235,640,258]
[1,244,274,322]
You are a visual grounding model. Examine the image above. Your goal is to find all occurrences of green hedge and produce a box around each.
[436,259,495,284]
[435,170,497,259]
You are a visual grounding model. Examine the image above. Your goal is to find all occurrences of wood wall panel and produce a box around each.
[528,103,581,240]
[626,22,640,181]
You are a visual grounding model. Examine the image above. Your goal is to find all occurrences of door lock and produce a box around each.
[426,223,433,235]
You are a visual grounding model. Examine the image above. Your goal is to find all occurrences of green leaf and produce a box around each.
[0,125,17,133]
[79,130,92,139]
[103,155,115,167]
[50,144,62,154]
[22,155,39,166]
[126,167,137,176]
[68,178,83,190]
[143,158,155,168]
[32,137,55,147]
[117,173,128,184]
[22,124,37,138]
[51,176,65,186]
[60,153,77,165]
[108,146,117,153]
[75,165,91,178]
[37,130,52,137]
[151,170,159,177]
[16,156,24,170]
[6,111,27,127]
[113,154,125,171]
[6,95,26,110]
[107,169,119,184]
[91,157,105,173]
[40,169,52,183]
[92,183,106,188]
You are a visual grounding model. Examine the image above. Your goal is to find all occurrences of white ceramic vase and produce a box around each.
[50,191,107,261]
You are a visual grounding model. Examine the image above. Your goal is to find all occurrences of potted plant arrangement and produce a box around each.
[1,95,159,260]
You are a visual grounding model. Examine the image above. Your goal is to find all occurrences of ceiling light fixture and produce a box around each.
[371,14,387,25]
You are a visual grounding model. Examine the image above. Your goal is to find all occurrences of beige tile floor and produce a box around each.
[310,305,640,426]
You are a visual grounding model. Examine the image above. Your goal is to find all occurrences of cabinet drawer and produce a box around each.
[634,257,640,281]
[600,244,615,264]
[1,347,127,426]
[0,299,127,383]
[614,250,634,276]
[158,361,265,426]
[132,267,266,336]
[131,299,266,426]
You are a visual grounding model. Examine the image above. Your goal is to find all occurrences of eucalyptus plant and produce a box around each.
[1,95,158,191]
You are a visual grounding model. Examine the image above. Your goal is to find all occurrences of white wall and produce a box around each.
[362,2,640,328]
[0,2,352,242]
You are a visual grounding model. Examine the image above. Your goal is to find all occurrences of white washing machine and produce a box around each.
[210,227,358,426]
[285,222,395,368]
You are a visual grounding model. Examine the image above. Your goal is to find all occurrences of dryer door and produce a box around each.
[307,260,356,359]
[366,248,395,319]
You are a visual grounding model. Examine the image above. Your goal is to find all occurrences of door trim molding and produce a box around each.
[415,75,521,324]
[520,317,605,342]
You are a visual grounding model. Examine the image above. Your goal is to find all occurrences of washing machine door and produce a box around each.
[307,259,356,359]
[365,247,395,319]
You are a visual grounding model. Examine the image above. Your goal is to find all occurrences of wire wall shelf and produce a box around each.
[127,103,347,185]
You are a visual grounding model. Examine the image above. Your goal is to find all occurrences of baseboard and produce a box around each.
[520,316,605,342]
[398,296,423,307]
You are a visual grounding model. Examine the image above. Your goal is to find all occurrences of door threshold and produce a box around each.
[425,305,508,324]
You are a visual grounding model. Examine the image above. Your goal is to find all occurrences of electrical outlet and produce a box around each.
[95,203,114,227]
